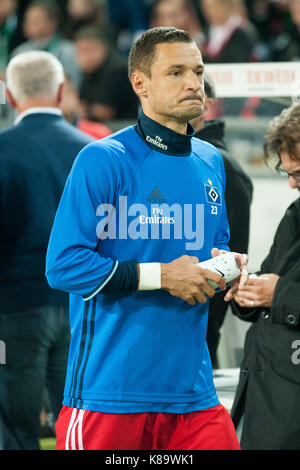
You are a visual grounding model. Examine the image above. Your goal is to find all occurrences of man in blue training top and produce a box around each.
[46,26,248,450]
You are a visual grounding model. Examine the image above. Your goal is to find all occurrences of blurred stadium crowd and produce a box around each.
[1,1,300,451]
[0,0,299,133]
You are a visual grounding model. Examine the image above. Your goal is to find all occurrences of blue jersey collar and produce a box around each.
[134,111,195,156]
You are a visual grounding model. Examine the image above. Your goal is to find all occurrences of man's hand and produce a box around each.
[211,248,249,301]
[234,273,280,308]
[161,255,227,306]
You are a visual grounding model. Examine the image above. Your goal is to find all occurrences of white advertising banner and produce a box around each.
[205,62,300,98]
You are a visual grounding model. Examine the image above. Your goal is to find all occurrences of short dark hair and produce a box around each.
[264,103,300,169]
[128,26,193,79]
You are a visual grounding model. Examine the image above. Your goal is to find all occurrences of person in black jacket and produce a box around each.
[272,0,300,62]
[231,102,300,450]
[75,26,138,122]
[0,50,93,450]
[191,72,253,367]
[199,0,257,63]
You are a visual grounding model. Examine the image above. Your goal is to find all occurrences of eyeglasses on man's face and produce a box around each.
[277,168,300,183]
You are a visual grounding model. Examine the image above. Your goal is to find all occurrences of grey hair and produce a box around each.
[6,51,64,103]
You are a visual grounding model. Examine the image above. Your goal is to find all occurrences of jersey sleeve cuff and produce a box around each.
[83,260,119,301]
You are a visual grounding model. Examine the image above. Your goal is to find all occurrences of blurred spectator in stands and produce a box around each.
[191,73,253,367]
[231,0,260,53]
[106,0,155,55]
[246,0,289,51]
[10,0,80,87]
[150,0,204,48]
[272,0,300,61]
[60,76,113,139]
[75,26,138,122]
[199,0,257,63]
[0,0,24,128]
[63,0,106,40]
[0,0,18,77]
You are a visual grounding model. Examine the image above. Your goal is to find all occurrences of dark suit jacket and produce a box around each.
[0,112,93,314]
[231,197,300,450]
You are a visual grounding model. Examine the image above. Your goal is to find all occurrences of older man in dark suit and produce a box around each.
[0,50,93,450]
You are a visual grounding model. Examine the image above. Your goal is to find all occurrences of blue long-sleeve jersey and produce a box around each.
[46,113,230,413]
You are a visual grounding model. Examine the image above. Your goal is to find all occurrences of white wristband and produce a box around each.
[138,263,161,290]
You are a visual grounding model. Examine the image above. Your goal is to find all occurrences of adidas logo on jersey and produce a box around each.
[146,187,167,203]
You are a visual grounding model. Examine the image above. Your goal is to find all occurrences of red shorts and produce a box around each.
[55,404,240,450]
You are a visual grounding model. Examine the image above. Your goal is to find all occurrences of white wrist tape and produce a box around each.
[138,263,161,290]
